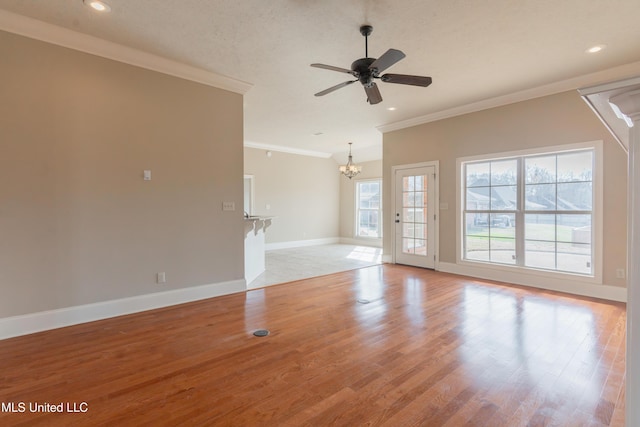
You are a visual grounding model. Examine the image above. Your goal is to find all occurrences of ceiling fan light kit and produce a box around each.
[311,25,432,105]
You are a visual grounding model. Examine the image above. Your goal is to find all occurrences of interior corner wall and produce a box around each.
[243,147,340,245]
[0,30,245,318]
[382,90,628,288]
[339,159,383,244]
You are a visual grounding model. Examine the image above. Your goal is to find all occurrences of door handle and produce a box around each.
[395,219,400,223]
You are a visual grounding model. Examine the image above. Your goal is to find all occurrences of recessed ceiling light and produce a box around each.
[312,132,324,136]
[84,0,111,12]
[387,107,397,111]
[586,44,606,54]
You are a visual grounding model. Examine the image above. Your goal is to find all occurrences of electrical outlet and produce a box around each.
[615,268,626,279]
[222,201,235,211]
[157,272,166,284]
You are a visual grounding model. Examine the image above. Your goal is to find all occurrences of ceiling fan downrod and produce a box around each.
[360,25,373,58]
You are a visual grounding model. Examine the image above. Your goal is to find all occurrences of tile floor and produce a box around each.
[248,244,383,289]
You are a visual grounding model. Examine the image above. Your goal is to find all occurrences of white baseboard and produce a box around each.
[339,237,383,248]
[0,279,246,340]
[265,237,340,251]
[437,261,627,302]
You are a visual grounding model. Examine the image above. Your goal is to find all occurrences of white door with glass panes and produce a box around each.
[394,165,437,268]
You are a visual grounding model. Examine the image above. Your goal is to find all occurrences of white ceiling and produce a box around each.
[1,0,640,162]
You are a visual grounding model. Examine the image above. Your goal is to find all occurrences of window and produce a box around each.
[356,179,382,238]
[461,144,598,277]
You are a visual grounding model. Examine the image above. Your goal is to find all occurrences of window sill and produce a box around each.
[457,258,601,284]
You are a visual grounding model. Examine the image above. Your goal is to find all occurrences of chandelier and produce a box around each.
[339,143,362,179]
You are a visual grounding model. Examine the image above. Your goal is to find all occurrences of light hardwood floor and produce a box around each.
[0,265,626,426]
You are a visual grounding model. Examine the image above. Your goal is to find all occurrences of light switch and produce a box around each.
[222,201,235,211]
[143,170,151,181]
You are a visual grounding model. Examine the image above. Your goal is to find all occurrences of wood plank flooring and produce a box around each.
[0,265,626,426]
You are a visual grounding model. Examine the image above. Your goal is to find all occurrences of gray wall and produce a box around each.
[0,31,245,317]
[244,147,340,244]
[383,90,628,287]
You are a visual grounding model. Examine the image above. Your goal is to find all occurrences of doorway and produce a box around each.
[392,162,439,269]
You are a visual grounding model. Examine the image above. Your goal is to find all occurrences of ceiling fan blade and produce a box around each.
[381,74,433,87]
[369,49,405,74]
[314,80,357,97]
[311,63,356,75]
[364,83,383,105]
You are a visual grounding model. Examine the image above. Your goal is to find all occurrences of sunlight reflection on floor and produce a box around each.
[347,246,383,262]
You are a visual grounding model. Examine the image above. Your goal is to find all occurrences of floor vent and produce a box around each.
[357,299,371,304]
[253,329,270,337]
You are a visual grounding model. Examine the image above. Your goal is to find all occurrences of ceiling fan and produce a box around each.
[311,25,432,105]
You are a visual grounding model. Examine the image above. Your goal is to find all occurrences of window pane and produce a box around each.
[403,176,415,191]
[491,159,517,185]
[403,224,414,238]
[525,240,556,270]
[415,191,425,208]
[415,176,425,191]
[466,187,490,210]
[490,186,517,210]
[557,214,591,244]
[525,183,556,210]
[526,155,556,184]
[490,237,516,264]
[414,208,427,223]
[466,213,489,235]
[414,239,427,255]
[403,208,415,222]
[403,192,415,207]
[557,151,592,183]
[557,243,591,274]
[490,214,515,236]
[465,235,489,261]
[525,214,555,241]
[467,162,490,187]
[414,223,427,240]
[557,182,592,210]
[403,238,415,254]
[359,211,379,238]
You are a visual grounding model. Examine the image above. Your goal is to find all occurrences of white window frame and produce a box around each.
[456,141,603,284]
[355,178,383,239]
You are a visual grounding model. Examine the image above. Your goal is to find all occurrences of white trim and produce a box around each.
[456,140,603,284]
[390,161,440,269]
[339,237,383,248]
[244,141,332,159]
[437,261,626,302]
[578,76,640,97]
[382,254,393,263]
[0,10,252,95]
[378,61,640,134]
[265,237,340,251]
[0,279,246,340]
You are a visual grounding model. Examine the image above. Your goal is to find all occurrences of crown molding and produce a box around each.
[244,141,332,158]
[378,61,640,134]
[0,9,252,95]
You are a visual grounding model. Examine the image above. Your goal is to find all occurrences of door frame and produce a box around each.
[391,161,440,268]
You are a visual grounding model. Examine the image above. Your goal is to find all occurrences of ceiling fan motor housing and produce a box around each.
[352,58,377,87]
